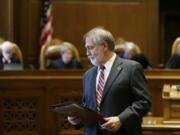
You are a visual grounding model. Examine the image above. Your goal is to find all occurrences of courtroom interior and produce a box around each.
[0,0,180,135]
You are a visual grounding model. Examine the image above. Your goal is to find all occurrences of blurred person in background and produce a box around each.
[0,41,21,69]
[123,42,152,69]
[47,42,83,69]
[114,38,126,58]
[165,37,180,69]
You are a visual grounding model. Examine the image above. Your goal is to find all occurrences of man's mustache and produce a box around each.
[88,56,95,59]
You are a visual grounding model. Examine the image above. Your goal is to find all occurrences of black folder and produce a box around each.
[49,102,105,126]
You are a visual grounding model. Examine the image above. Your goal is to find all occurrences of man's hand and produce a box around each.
[101,116,121,132]
[67,116,81,125]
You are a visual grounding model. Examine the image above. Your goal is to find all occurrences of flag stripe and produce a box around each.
[39,0,53,47]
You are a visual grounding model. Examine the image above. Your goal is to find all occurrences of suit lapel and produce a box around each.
[90,66,98,109]
[100,56,123,105]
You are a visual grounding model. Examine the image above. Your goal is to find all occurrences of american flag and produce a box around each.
[39,0,53,47]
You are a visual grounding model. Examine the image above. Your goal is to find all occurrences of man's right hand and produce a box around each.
[67,116,81,125]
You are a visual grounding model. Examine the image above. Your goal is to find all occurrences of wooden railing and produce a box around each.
[0,69,180,135]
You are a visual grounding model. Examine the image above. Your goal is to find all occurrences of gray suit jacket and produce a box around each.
[82,56,151,135]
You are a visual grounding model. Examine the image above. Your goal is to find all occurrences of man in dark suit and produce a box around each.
[68,27,151,135]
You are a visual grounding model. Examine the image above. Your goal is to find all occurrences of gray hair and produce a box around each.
[84,27,115,51]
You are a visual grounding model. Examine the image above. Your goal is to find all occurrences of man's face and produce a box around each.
[85,37,105,66]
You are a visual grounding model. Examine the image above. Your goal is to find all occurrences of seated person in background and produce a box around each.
[171,37,180,55]
[0,41,21,69]
[165,53,180,69]
[123,42,152,69]
[115,37,126,58]
[165,37,180,69]
[47,42,83,69]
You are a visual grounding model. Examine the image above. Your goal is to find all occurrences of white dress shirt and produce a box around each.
[96,53,117,89]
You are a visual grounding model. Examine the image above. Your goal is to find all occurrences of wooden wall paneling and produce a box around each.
[0,87,45,135]
[0,0,14,41]
[52,0,159,65]
[12,0,159,68]
[53,0,147,54]
[146,0,159,66]
[47,78,83,135]
[13,0,30,68]
[1,70,180,134]
[13,0,42,68]
[28,0,42,67]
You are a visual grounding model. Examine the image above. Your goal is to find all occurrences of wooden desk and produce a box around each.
[0,70,180,135]
[145,69,180,117]
[0,70,84,135]
[143,117,180,135]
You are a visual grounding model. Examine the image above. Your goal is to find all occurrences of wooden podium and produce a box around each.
[162,84,180,124]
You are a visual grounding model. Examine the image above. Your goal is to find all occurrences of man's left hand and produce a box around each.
[101,116,122,132]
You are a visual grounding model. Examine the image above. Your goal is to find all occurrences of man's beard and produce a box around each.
[88,53,104,66]
[89,57,98,66]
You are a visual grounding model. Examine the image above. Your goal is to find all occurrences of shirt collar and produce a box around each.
[98,53,116,72]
